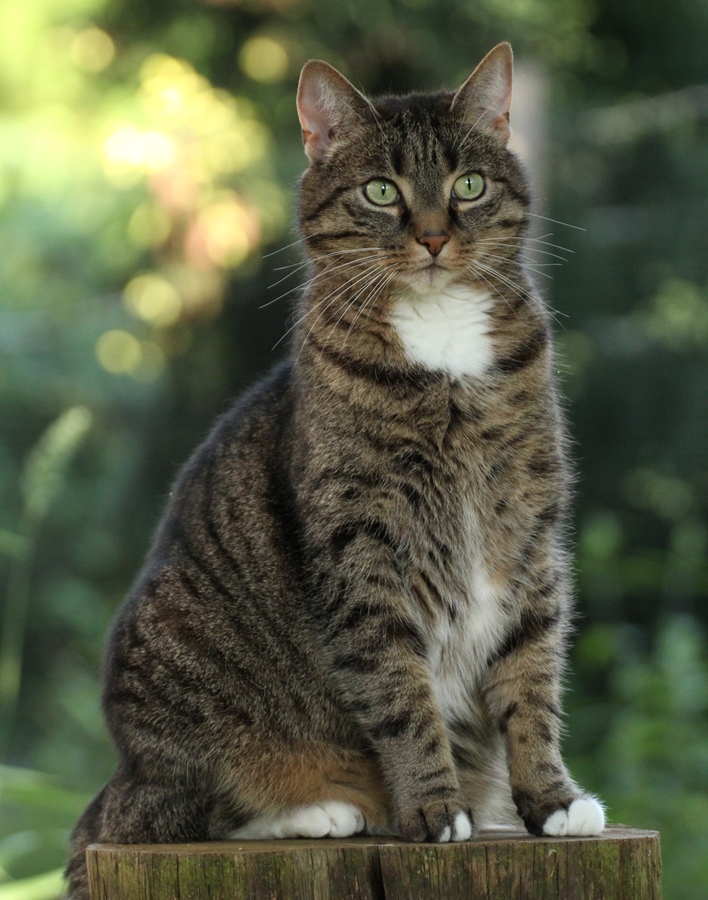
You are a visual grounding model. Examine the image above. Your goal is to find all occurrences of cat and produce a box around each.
[66,42,604,900]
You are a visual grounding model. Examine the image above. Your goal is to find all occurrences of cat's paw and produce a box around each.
[542,796,605,837]
[316,800,367,838]
[229,801,366,840]
[399,801,475,843]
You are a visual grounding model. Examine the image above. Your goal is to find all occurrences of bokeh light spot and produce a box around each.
[70,27,115,73]
[239,37,289,83]
[104,127,175,173]
[124,273,182,327]
[127,204,172,249]
[95,330,142,374]
[189,194,260,269]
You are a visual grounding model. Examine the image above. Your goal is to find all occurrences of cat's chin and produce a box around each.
[401,263,457,295]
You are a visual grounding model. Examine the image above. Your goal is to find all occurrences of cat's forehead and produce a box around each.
[354,92,503,177]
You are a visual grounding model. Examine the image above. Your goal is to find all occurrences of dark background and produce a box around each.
[1,0,706,895]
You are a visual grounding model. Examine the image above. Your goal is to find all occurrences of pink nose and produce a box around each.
[416,232,450,256]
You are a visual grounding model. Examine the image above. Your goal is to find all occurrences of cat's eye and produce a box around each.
[364,179,400,206]
[452,172,485,201]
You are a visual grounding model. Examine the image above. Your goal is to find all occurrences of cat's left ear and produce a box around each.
[297,60,373,163]
[451,42,513,144]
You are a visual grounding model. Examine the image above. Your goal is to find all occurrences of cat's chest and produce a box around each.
[388,285,495,379]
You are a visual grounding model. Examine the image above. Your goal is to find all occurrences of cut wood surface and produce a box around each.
[87,826,661,899]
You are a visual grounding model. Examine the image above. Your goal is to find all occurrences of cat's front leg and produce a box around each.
[347,646,476,843]
[483,588,605,836]
[315,558,474,841]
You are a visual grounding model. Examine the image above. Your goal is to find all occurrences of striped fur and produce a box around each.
[66,43,603,900]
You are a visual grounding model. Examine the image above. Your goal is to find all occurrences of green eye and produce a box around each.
[452,172,485,201]
[364,179,400,206]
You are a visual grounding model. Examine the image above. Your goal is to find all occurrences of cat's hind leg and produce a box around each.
[220,741,392,839]
[66,765,217,900]
[229,800,366,839]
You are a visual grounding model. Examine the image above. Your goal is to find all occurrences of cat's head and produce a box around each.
[296,43,530,298]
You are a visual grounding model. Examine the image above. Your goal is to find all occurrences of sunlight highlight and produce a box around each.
[70,27,115,73]
[239,37,289,83]
[104,127,176,173]
[124,273,182,327]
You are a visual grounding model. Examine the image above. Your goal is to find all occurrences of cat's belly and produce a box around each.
[427,558,509,725]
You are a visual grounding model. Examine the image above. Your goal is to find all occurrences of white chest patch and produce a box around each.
[389,285,494,379]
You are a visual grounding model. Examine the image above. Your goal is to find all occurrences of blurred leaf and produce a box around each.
[0,767,91,817]
[21,407,93,526]
[0,533,28,560]
[0,830,69,883]
[0,867,64,900]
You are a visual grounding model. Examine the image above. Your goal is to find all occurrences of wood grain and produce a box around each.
[87,826,661,899]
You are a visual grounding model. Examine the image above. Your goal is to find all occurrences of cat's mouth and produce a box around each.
[417,259,448,274]
[403,259,455,293]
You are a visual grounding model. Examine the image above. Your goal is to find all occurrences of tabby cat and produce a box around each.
[66,42,604,899]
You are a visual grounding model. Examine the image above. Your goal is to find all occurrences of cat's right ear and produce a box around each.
[451,42,514,144]
[297,61,372,163]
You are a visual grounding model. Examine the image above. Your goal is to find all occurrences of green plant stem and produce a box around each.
[0,514,36,761]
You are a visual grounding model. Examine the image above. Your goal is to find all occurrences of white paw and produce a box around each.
[437,811,473,843]
[452,810,474,841]
[542,797,605,837]
[228,801,365,840]
[317,800,366,838]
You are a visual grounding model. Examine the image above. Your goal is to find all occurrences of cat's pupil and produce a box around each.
[452,172,484,201]
[365,178,399,206]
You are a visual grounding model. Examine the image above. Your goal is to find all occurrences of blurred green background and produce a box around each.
[0,0,706,896]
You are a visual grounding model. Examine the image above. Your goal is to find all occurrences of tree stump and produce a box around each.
[87,826,661,899]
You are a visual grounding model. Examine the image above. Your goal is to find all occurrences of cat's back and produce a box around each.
[106,359,301,662]
[149,358,296,558]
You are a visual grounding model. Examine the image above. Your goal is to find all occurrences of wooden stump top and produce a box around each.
[87,826,661,899]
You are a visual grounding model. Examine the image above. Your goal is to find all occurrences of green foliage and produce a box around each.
[0,0,706,897]
[568,617,708,894]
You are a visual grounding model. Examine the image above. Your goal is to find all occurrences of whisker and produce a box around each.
[472,259,529,301]
[526,212,585,232]
[465,264,520,320]
[271,262,382,351]
[475,250,555,282]
[292,262,385,361]
[476,236,572,260]
[342,265,398,348]
[333,273,388,352]
[271,245,381,275]
[261,252,384,308]
[261,233,319,259]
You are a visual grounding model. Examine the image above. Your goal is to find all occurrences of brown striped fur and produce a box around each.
[66,43,603,899]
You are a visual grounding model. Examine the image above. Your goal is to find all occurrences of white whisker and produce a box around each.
[472,259,528,301]
[527,212,585,232]
[292,262,385,361]
[261,252,384,309]
[272,261,381,351]
[475,250,554,282]
[342,266,398,348]
[261,233,319,259]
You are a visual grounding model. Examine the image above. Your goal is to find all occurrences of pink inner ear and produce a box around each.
[297,61,372,163]
[491,112,511,143]
[452,43,514,144]
[296,67,335,162]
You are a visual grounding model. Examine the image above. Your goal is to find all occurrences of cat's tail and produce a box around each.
[65,784,107,900]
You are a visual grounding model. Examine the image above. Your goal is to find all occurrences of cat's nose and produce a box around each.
[416,232,450,256]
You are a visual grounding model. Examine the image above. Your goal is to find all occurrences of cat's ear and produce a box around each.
[450,42,514,144]
[297,60,373,163]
